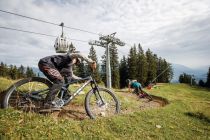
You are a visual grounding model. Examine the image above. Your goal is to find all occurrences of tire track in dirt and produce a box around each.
[50,92,169,120]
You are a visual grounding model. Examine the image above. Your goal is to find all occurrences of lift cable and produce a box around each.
[0,26,89,43]
[0,9,99,35]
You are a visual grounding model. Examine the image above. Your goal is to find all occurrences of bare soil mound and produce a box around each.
[50,93,169,120]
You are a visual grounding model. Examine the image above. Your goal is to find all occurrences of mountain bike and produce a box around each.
[133,89,153,101]
[2,74,120,119]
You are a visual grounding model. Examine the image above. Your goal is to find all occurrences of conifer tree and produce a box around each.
[0,62,36,79]
[156,57,163,82]
[18,65,25,78]
[165,62,173,82]
[4,63,8,77]
[119,56,129,88]
[69,43,82,77]
[179,73,195,85]
[110,44,120,88]
[136,44,148,85]
[88,45,101,83]
[26,67,36,78]
[69,42,76,53]
[199,80,205,87]
[76,62,87,78]
[0,62,7,77]
[128,45,137,80]
[8,65,14,79]
[206,67,210,88]
[146,49,157,85]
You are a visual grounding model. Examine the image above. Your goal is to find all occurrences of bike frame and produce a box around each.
[61,76,93,102]
[29,75,105,105]
[61,76,104,105]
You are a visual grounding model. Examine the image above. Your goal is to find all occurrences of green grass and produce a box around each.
[0,77,16,92]
[0,77,210,139]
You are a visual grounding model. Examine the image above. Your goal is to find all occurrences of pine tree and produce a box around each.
[18,65,25,78]
[69,42,76,53]
[156,57,164,82]
[136,44,148,85]
[8,65,14,79]
[88,45,101,83]
[8,65,18,79]
[179,73,184,83]
[77,62,87,78]
[0,62,7,77]
[165,62,173,82]
[4,63,8,77]
[0,62,36,79]
[146,49,157,85]
[110,44,120,88]
[206,67,210,88]
[179,73,195,85]
[119,56,129,88]
[128,45,137,80]
[69,43,80,76]
[199,80,205,87]
[26,67,36,78]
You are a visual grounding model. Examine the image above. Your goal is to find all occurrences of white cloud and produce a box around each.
[0,0,210,68]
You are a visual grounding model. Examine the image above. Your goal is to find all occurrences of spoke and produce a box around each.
[7,80,49,112]
[28,81,35,93]
[89,90,117,117]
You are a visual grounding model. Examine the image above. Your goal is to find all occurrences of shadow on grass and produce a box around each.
[115,89,128,93]
[57,109,86,120]
[191,86,210,91]
[185,112,210,124]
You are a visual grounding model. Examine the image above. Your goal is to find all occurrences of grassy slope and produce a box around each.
[0,77,210,139]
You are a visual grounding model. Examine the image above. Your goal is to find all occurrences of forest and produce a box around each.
[73,43,173,88]
[0,62,36,80]
[0,43,173,89]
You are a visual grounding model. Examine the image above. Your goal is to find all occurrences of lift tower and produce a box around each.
[89,32,125,88]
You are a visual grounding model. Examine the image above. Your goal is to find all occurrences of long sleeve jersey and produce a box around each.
[38,53,94,79]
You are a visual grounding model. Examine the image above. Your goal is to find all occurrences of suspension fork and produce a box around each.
[90,79,105,104]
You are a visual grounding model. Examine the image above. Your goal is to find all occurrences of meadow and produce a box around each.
[0,77,209,139]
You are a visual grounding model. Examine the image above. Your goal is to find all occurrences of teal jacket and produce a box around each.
[130,81,142,89]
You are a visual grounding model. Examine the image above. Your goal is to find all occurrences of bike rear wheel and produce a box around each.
[85,88,120,119]
[3,77,52,112]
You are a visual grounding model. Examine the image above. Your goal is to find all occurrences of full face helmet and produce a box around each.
[54,35,70,53]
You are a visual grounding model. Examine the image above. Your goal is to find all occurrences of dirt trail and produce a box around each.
[50,92,169,120]
[0,91,169,120]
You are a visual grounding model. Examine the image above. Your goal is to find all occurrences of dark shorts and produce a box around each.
[133,87,142,95]
[38,61,64,84]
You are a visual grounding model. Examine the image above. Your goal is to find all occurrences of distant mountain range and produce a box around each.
[32,64,209,83]
[32,67,45,77]
[171,64,209,83]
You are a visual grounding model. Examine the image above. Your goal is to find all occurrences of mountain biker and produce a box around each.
[126,79,147,98]
[38,36,96,111]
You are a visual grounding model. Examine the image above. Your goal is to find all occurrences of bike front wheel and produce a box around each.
[85,88,120,119]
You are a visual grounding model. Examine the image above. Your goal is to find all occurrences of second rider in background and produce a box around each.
[127,79,147,98]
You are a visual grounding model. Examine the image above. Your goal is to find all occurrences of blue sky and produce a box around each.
[0,0,210,68]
